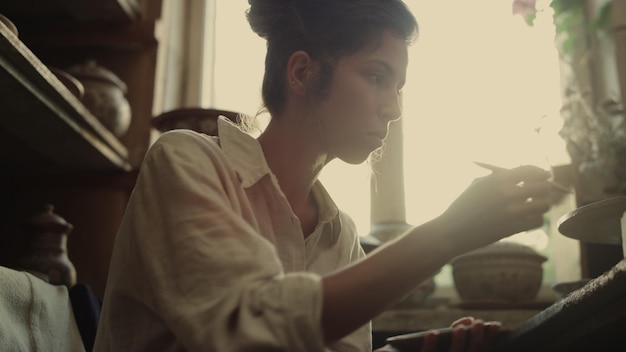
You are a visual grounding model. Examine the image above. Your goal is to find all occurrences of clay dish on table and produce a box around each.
[450,241,547,304]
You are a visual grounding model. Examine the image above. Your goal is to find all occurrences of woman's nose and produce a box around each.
[380,91,403,122]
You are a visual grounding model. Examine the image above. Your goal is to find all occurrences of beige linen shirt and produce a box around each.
[94,117,371,352]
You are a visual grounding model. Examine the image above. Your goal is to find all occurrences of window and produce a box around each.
[206,0,580,286]
[400,0,578,285]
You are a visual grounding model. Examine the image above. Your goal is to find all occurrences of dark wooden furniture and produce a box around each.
[376,260,626,351]
[0,0,160,298]
[500,259,626,352]
[497,197,626,351]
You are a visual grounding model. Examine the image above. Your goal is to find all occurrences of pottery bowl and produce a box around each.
[450,242,547,303]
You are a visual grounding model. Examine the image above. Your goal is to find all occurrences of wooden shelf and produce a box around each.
[0,0,160,300]
[57,0,140,22]
[0,23,130,173]
[16,20,158,52]
[0,0,140,23]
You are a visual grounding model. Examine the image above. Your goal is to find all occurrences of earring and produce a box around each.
[291,80,297,85]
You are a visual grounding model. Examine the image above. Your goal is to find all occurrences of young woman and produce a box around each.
[93,0,552,351]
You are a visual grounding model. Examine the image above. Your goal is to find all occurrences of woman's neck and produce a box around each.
[257,112,329,235]
[259,118,326,204]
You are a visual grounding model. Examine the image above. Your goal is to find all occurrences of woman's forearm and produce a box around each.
[320,165,552,344]
[320,217,455,343]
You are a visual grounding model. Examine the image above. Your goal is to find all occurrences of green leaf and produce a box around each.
[591,2,612,33]
[550,0,586,14]
[525,13,537,26]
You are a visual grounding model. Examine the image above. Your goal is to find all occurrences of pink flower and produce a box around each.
[512,0,537,17]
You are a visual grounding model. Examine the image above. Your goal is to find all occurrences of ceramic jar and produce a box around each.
[19,204,77,288]
[450,241,547,304]
[66,60,131,138]
[49,67,85,100]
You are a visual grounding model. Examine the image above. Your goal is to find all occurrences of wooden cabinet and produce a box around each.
[0,0,162,298]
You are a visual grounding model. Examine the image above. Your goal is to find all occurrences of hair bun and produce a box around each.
[246,0,299,39]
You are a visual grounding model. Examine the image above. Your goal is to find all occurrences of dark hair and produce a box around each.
[246,0,418,116]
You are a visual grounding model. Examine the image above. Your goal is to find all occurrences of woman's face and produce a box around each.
[314,31,409,164]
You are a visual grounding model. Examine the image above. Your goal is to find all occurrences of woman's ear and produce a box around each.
[286,50,318,96]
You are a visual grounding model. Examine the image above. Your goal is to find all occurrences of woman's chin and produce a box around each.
[338,149,380,165]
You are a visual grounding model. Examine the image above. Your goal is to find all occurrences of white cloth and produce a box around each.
[94,117,371,352]
[0,266,85,352]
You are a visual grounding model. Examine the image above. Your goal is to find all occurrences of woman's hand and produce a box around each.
[436,165,552,255]
[419,317,502,352]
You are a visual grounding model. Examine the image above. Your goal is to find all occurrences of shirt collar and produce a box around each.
[217,116,342,240]
[312,181,342,242]
[217,116,271,187]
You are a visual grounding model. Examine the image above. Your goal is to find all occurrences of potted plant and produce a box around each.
[515,0,625,202]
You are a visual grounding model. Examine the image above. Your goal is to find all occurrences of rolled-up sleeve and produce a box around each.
[97,131,326,352]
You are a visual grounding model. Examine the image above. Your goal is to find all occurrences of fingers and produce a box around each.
[506,179,552,201]
[499,165,551,184]
[467,320,485,352]
[451,316,474,327]
[484,321,502,348]
[448,317,472,352]
[492,166,552,220]
[441,164,553,252]
[446,318,502,352]
[505,194,551,216]
[419,330,440,352]
[504,186,551,230]
[495,175,551,204]
[471,165,551,205]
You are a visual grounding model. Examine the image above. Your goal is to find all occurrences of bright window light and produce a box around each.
[208,0,576,285]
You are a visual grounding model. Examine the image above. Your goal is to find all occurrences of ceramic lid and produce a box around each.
[26,204,73,234]
[558,196,626,245]
[66,60,127,93]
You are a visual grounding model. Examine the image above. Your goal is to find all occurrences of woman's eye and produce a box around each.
[368,73,383,84]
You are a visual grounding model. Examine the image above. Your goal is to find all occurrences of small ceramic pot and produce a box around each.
[0,13,19,37]
[450,241,547,303]
[49,67,85,100]
[19,204,77,288]
[66,60,131,138]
